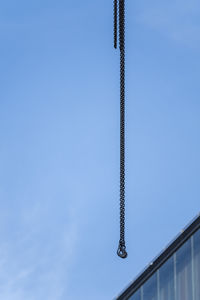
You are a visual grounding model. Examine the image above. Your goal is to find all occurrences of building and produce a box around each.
[115,214,200,300]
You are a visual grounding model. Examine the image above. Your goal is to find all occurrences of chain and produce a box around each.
[114,0,127,259]
[114,0,117,49]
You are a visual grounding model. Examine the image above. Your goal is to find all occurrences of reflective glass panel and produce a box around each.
[176,238,192,300]
[129,288,141,300]
[143,272,158,300]
[194,229,200,300]
[159,256,175,300]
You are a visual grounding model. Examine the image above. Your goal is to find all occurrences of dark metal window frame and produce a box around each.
[115,214,200,300]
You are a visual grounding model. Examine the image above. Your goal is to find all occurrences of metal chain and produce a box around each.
[114,0,127,259]
[114,0,117,49]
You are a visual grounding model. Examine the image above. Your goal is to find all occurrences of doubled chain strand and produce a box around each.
[114,0,127,259]
[114,0,117,49]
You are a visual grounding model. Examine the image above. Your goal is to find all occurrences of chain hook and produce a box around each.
[117,242,128,259]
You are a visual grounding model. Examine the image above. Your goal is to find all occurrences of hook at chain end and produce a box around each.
[117,242,128,259]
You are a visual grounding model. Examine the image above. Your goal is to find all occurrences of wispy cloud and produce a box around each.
[0,202,79,300]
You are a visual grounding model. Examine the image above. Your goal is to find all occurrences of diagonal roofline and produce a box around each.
[114,212,200,300]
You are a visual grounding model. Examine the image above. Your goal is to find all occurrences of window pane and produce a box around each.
[194,229,200,300]
[176,238,192,300]
[129,288,141,300]
[143,272,158,300]
[159,256,175,300]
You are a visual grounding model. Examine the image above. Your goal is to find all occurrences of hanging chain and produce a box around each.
[114,0,127,259]
[114,0,118,49]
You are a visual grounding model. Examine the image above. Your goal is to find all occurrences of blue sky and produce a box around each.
[0,0,200,299]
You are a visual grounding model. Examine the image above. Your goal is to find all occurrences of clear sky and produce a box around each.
[0,0,200,299]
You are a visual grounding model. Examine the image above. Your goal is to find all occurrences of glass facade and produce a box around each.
[193,229,200,299]
[128,228,200,300]
[176,239,192,300]
[159,256,174,300]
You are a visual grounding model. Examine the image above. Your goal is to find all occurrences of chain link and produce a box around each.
[114,0,127,259]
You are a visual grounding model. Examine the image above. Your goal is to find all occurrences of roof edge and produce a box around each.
[115,212,200,300]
